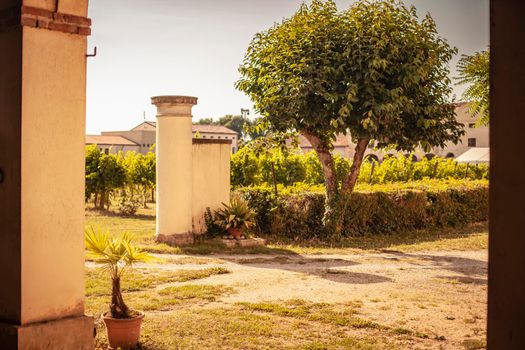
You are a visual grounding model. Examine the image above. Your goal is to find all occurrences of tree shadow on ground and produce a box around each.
[379,250,487,284]
[86,208,156,221]
[222,255,392,285]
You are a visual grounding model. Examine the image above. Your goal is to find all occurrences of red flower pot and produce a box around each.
[102,311,145,350]
[227,227,243,239]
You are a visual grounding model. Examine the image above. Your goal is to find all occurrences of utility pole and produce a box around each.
[240,108,250,119]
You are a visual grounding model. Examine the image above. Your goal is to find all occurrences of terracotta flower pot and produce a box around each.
[102,311,145,350]
[227,227,243,239]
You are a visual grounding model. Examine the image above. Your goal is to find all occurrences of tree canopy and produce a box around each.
[236,0,464,233]
[457,50,489,127]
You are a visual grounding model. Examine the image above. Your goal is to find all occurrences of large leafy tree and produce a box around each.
[457,50,489,127]
[236,0,464,234]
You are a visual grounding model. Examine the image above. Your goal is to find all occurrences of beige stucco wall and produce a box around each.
[156,109,193,237]
[20,26,86,324]
[191,141,231,234]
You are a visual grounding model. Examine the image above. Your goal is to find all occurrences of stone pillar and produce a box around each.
[152,96,198,245]
[0,1,93,349]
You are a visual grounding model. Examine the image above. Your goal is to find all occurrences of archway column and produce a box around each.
[152,95,198,245]
[0,1,94,348]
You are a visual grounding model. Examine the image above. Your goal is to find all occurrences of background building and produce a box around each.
[86,121,239,154]
[85,135,140,154]
[294,103,489,162]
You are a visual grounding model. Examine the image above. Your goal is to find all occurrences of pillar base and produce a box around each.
[156,232,194,246]
[0,315,94,350]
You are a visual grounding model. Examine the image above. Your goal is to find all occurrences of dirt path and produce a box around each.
[146,249,487,349]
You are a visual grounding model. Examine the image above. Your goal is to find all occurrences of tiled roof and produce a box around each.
[298,133,350,148]
[131,121,237,135]
[86,135,138,146]
[130,121,156,131]
[192,124,237,135]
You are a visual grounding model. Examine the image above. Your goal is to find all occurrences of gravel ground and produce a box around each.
[148,249,487,349]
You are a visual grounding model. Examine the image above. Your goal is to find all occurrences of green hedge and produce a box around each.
[235,180,488,239]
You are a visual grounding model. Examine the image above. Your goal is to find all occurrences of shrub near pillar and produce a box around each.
[151,96,197,245]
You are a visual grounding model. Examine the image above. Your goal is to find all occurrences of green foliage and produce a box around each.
[85,227,151,318]
[85,145,127,210]
[457,50,490,126]
[231,149,488,187]
[237,0,462,150]
[213,196,256,231]
[85,147,156,211]
[117,188,141,216]
[204,207,223,238]
[235,180,488,240]
[236,0,464,232]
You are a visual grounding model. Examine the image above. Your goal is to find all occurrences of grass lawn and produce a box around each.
[85,205,488,349]
[87,266,440,350]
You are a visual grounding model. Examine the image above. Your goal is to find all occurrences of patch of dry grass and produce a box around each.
[93,301,415,350]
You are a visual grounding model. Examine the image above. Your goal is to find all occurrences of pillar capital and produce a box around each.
[151,95,198,106]
[151,95,197,117]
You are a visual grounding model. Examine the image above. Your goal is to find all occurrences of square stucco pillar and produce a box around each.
[152,96,198,245]
[0,1,94,349]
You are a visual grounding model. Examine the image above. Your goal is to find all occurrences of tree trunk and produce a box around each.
[98,189,106,210]
[337,137,370,234]
[341,138,370,194]
[105,192,110,211]
[270,161,278,196]
[110,277,130,319]
[302,131,339,232]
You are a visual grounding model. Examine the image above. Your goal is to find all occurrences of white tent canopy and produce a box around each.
[455,147,490,164]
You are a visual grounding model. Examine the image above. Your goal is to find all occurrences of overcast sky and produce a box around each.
[86,0,489,134]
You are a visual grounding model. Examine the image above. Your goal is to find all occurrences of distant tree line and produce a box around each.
[194,114,264,143]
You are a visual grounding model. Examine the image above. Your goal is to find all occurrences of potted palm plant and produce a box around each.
[214,196,256,239]
[85,227,151,350]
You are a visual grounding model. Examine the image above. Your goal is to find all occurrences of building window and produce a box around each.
[104,148,109,155]
[210,136,214,139]
[218,136,221,139]
[468,138,477,147]
[468,123,476,128]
